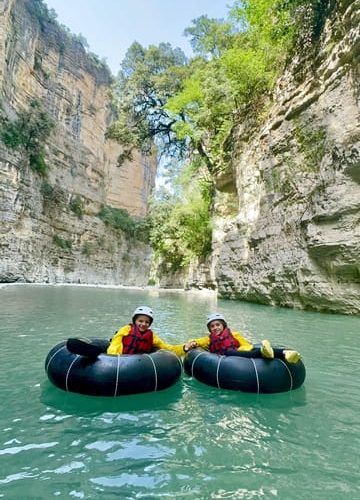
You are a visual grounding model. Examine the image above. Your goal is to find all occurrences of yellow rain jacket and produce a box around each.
[107,324,186,356]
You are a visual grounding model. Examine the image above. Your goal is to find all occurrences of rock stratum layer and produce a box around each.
[0,0,156,285]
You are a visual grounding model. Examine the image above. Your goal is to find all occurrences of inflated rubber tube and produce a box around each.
[183,348,306,393]
[45,339,182,396]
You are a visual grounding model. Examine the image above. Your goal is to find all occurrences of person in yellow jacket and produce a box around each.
[67,305,191,358]
[185,312,301,363]
[106,306,189,356]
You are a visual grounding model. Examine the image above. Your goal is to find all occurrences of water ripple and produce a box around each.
[0,441,58,456]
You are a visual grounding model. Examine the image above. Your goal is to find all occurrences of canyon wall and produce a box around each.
[206,0,360,314]
[0,0,156,285]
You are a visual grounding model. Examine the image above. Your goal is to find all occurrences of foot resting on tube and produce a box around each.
[284,350,301,364]
[261,340,274,359]
[66,338,104,358]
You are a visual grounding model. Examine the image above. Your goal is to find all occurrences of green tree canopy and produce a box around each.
[149,164,213,270]
[107,1,314,176]
[183,15,235,59]
[106,41,189,163]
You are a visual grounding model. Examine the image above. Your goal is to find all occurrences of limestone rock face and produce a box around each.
[209,0,360,314]
[0,0,156,285]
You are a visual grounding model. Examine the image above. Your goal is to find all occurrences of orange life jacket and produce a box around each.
[209,327,240,354]
[122,324,154,354]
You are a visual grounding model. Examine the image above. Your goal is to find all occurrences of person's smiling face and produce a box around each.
[134,314,151,332]
[208,320,225,336]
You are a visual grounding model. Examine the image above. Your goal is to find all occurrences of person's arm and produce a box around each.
[185,336,210,350]
[106,325,131,355]
[152,333,189,356]
[233,331,254,351]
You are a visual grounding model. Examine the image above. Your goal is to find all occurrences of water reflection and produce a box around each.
[40,381,184,416]
[184,377,307,410]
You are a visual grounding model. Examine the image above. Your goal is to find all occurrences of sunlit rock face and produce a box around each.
[0,0,156,285]
[209,0,360,314]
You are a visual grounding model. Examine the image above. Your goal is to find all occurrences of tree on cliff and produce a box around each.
[106,41,189,165]
[106,1,303,176]
[106,18,236,175]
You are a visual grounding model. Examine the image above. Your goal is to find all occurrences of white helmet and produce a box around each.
[132,306,154,324]
[206,312,226,328]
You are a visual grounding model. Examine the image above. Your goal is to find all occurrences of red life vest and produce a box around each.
[209,327,240,354]
[122,324,154,354]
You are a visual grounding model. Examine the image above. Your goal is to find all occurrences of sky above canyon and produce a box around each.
[45,0,232,74]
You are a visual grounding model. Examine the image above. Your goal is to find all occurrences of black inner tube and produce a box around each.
[45,340,182,396]
[183,348,306,393]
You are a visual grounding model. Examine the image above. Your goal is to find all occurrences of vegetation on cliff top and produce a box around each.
[27,0,111,76]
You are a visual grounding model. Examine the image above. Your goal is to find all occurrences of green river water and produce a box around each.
[0,284,359,499]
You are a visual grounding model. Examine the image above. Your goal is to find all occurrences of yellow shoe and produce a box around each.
[284,350,301,364]
[261,340,274,359]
